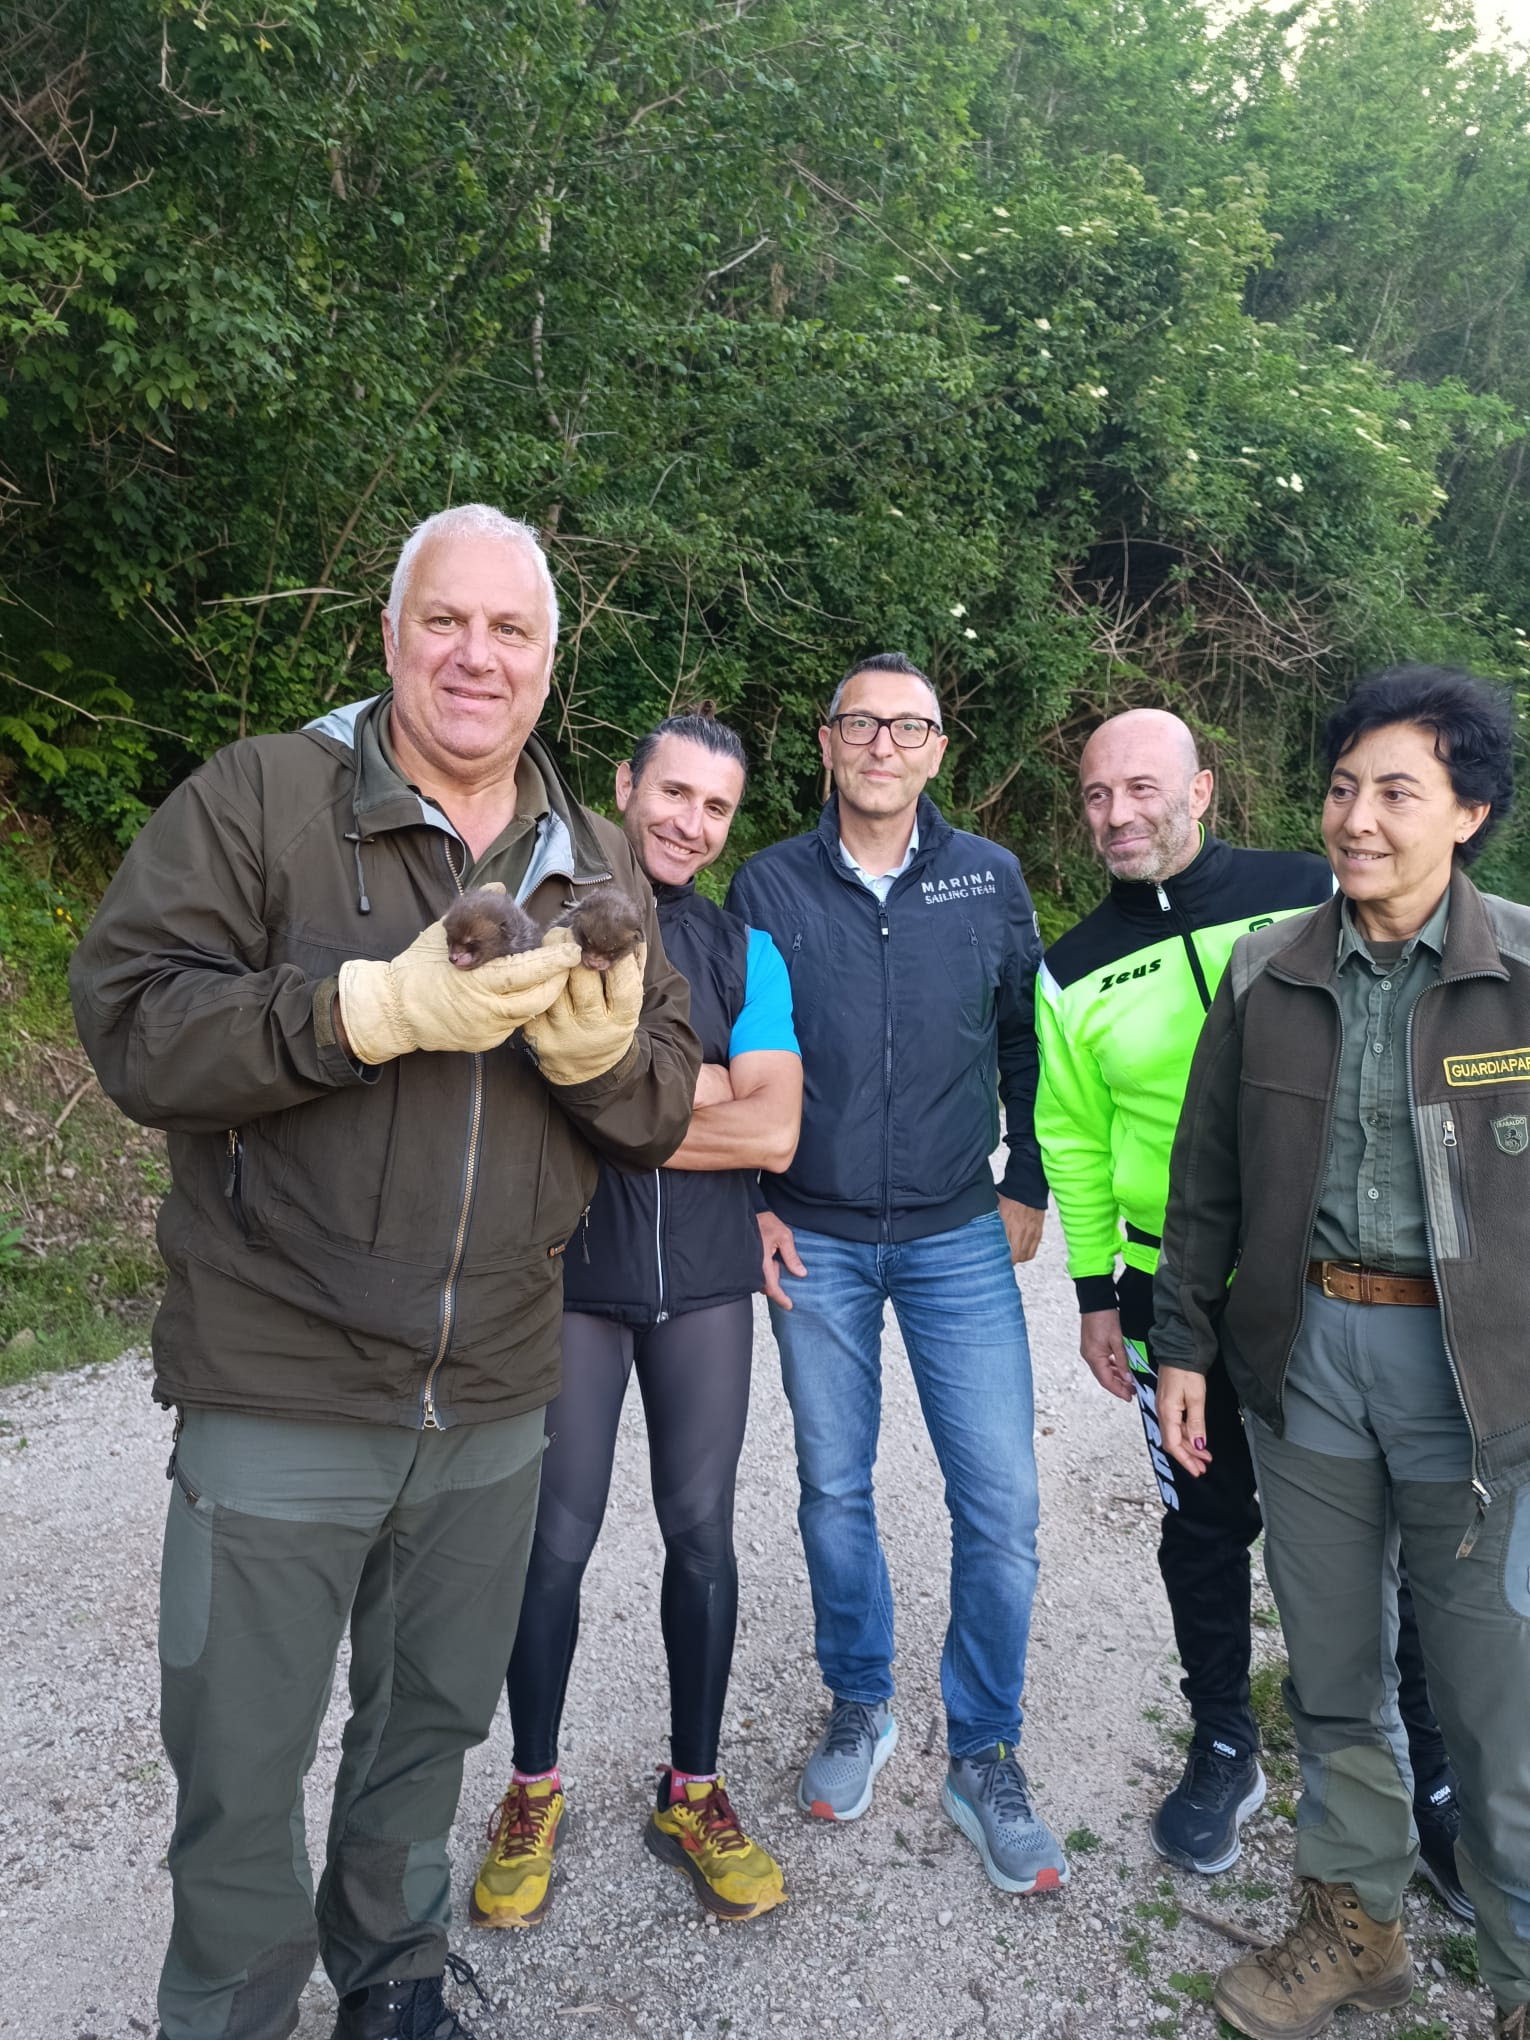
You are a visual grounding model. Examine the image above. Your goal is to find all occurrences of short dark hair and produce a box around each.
[628,711,748,788]
[828,652,942,724]
[1324,664,1515,866]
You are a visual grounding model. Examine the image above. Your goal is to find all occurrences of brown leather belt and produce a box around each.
[1307,1260,1437,1307]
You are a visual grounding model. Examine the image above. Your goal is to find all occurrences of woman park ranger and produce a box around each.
[1152,666,1530,2040]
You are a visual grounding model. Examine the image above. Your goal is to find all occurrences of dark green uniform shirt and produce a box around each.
[370,703,550,895]
[1309,890,1449,1275]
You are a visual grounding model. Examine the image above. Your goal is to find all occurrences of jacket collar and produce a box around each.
[653,878,696,910]
[1270,863,1507,988]
[814,790,953,873]
[1105,827,1230,926]
[307,693,614,891]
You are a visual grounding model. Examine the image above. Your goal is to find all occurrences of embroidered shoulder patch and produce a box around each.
[1443,1047,1530,1087]
[1493,1114,1529,1155]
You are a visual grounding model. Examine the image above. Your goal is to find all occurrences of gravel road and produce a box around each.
[0,1218,1491,2039]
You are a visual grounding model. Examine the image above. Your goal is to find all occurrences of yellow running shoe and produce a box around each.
[644,1773,786,1920]
[470,1776,564,1928]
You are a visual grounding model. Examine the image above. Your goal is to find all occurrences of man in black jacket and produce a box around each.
[727,654,1069,1897]
[473,714,803,1931]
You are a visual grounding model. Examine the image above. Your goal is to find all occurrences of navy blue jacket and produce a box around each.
[726,795,1046,1244]
[562,883,762,1324]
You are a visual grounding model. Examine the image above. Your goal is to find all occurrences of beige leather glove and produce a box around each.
[337,914,581,1065]
[520,946,647,1087]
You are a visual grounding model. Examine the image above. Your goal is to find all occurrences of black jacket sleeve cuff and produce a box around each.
[1074,1274,1119,1314]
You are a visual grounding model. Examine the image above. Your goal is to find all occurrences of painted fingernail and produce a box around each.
[1192,1436,1207,1452]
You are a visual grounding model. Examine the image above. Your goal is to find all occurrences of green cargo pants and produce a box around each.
[156,1406,544,2040]
[1247,1288,1530,2011]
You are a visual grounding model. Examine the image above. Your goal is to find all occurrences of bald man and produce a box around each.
[1034,712,1466,1912]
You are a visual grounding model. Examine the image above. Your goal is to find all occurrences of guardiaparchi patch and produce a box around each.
[1492,1114,1529,1155]
[1442,1046,1530,1088]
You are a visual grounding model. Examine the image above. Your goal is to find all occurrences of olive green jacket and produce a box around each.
[1153,866,1530,1499]
[69,697,699,1428]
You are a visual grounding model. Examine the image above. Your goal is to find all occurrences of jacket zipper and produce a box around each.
[878,902,893,1240]
[1439,1118,1473,1254]
[223,1129,248,1234]
[422,841,483,1430]
[653,1169,668,1322]
[1156,883,1214,1012]
[1405,976,1495,1538]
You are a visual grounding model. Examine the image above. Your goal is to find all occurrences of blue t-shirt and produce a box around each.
[727,927,799,1059]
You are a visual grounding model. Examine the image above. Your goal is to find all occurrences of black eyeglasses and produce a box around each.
[827,713,942,750]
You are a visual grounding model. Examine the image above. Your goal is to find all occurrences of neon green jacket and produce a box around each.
[1035,832,1330,1310]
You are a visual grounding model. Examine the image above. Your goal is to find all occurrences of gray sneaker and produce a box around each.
[798,1699,898,1821]
[943,1743,1069,1894]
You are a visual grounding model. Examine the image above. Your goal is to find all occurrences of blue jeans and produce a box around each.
[768,1209,1040,1758]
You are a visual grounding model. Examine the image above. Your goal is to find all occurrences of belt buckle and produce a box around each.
[1320,1262,1339,1300]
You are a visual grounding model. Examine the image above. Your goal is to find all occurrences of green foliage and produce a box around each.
[0,829,85,1048]
[1440,1930,1480,1984]
[1168,1971,1216,2002]
[0,0,1526,910]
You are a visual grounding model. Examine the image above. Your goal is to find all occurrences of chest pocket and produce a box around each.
[783,914,848,1031]
[923,912,993,1039]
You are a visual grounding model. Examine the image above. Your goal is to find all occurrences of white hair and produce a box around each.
[386,504,560,653]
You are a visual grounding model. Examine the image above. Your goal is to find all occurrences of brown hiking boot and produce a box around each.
[1212,1879,1413,2039]
[1496,2007,1528,2040]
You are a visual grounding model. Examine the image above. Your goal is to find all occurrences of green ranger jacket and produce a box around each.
[1036,831,1331,1312]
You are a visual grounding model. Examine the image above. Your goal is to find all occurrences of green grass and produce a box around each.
[0,1238,161,1384]
[1066,1825,1103,1854]
[1249,1658,1300,1786]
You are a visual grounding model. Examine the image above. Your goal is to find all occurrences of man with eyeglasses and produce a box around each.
[726,653,1069,1898]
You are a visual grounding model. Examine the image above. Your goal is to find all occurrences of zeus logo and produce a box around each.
[1099,958,1162,993]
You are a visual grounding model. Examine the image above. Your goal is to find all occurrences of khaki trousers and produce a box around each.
[1248,1289,1530,2009]
[156,1406,544,2040]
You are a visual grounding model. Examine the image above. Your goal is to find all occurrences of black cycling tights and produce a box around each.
[507,1299,753,1776]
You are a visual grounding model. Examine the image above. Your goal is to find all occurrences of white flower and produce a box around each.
[1089,384,1109,398]
[928,303,943,312]
[893,274,911,284]
[1185,449,1199,462]
[956,252,973,261]
[1465,123,1480,136]
[1334,344,1355,354]
[963,627,978,640]
[1432,486,1449,501]
[1396,418,1413,431]
[1038,348,1052,359]
[1056,225,1074,236]
[1274,474,1290,489]
[949,603,967,617]
[1288,473,1304,492]
[1034,317,1051,331]
[992,206,1011,217]
[1241,445,1258,454]
[888,506,905,517]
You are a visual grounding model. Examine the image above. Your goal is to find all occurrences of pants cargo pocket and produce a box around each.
[160,1463,215,1671]
[1504,1483,1530,1622]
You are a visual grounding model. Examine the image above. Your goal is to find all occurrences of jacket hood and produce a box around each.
[1268,862,1509,989]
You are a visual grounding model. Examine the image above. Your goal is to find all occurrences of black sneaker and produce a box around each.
[1150,1744,1266,1874]
[331,1955,488,2040]
[1414,1779,1475,1922]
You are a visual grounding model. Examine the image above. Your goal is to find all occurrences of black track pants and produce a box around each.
[1116,1266,1450,1790]
[507,1299,753,1776]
